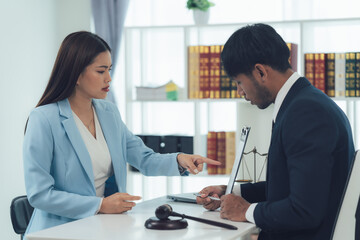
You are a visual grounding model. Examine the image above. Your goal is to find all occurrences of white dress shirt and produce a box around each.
[72,107,113,197]
[244,72,301,224]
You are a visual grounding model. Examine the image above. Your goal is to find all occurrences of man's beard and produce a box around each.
[249,75,273,109]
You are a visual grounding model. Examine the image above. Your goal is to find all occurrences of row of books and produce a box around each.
[305,52,360,97]
[130,135,193,172]
[206,131,236,175]
[188,43,298,99]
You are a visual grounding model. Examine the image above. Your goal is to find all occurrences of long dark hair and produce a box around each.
[36,31,111,107]
[25,31,111,133]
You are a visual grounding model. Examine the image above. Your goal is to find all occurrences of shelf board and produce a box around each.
[131,97,360,103]
[132,98,246,103]
[124,17,360,30]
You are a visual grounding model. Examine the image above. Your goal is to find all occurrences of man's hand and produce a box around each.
[220,194,250,222]
[177,153,221,175]
[99,193,141,214]
[196,185,226,210]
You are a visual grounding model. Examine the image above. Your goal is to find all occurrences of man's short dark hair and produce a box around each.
[221,23,291,78]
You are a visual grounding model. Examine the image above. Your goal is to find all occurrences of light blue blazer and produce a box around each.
[23,99,181,236]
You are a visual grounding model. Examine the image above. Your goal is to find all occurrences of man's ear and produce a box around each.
[256,66,264,77]
[255,64,267,81]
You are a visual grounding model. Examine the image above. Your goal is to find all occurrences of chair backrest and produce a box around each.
[356,197,360,240]
[331,150,360,240]
[10,195,34,236]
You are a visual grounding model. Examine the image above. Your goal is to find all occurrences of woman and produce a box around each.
[23,31,219,236]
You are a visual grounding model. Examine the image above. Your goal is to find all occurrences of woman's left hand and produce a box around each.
[177,153,221,174]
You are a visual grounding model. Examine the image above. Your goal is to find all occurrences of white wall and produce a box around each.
[0,0,91,239]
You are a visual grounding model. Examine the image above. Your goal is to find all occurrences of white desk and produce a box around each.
[27,196,256,240]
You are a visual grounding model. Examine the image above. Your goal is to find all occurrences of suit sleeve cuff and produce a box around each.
[232,184,241,196]
[245,203,257,224]
[176,153,189,176]
[96,198,104,214]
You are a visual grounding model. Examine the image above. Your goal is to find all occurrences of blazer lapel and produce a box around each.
[93,100,125,191]
[267,78,312,197]
[58,99,96,192]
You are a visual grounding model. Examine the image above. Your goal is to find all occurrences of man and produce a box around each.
[196,23,355,240]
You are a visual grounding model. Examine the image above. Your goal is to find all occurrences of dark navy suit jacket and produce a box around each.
[241,77,355,240]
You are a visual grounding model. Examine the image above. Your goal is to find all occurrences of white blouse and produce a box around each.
[72,107,113,197]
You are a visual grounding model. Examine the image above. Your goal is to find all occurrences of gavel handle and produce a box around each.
[181,214,238,230]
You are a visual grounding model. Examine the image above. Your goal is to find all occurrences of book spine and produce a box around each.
[199,45,210,98]
[356,52,360,97]
[187,46,200,99]
[215,45,221,99]
[287,43,298,72]
[207,132,218,175]
[225,131,236,175]
[345,52,356,97]
[326,53,335,97]
[314,53,326,93]
[193,46,200,99]
[305,53,315,86]
[187,46,194,99]
[231,81,239,98]
[220,45,231,98]
[209,45,221,99]
[335,53,346,97]
[216,131,226,174]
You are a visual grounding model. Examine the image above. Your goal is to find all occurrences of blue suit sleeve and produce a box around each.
[110,104,181,176]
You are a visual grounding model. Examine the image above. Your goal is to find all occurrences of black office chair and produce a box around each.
[355,196,360,240]
[10,195,34,240]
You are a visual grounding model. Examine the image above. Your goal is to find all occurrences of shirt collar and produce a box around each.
[272,72,301,123]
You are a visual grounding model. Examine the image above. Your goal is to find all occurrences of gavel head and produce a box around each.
[155,204,173,220]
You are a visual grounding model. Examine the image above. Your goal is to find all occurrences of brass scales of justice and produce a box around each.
[235,147,268,183]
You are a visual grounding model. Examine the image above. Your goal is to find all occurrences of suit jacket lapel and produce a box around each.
[267,78,312,197]
[58,99,96,192]
[93,100,124,191]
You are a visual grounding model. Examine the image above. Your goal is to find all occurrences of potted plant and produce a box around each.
[186,0,215,25]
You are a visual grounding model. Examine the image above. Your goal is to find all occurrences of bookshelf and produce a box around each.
[118,17,360,201]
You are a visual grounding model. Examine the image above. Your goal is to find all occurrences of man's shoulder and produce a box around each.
[291,79,333,107]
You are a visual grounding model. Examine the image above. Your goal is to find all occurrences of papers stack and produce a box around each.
[136,80,184,101]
